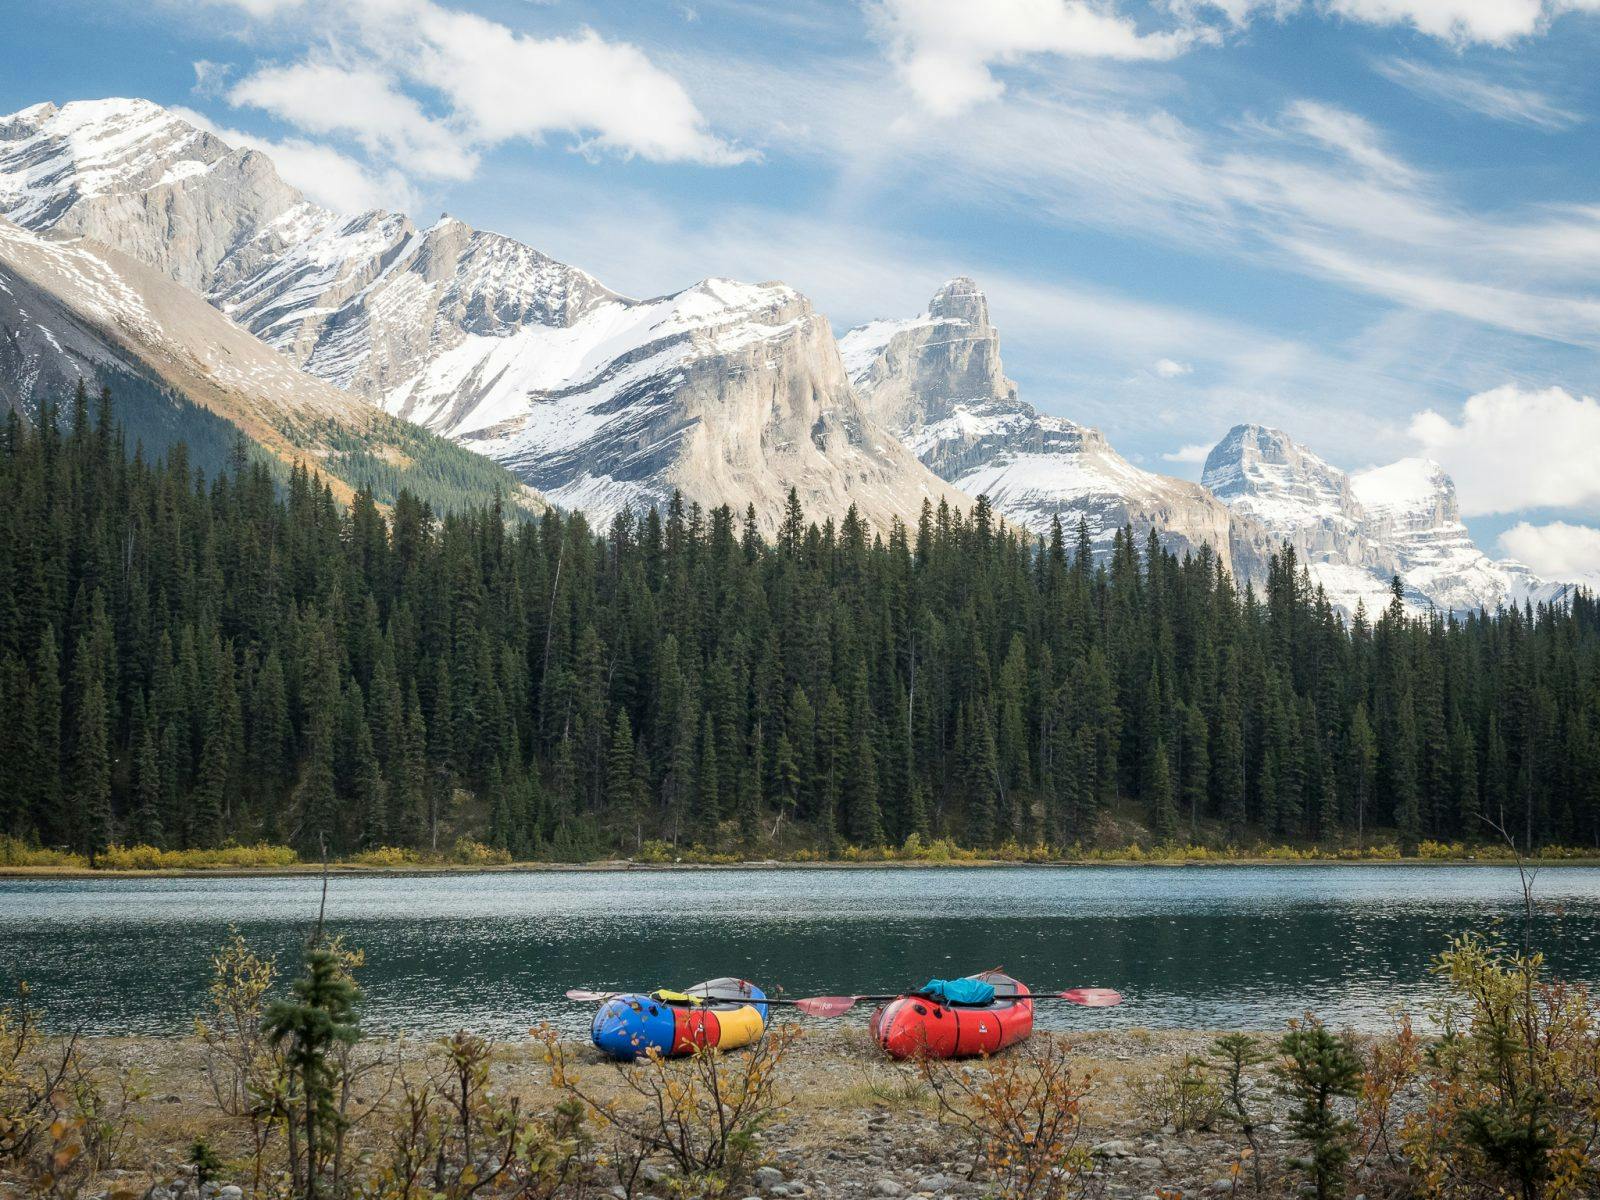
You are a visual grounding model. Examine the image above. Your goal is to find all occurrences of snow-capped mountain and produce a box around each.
[0,98,964,530]
[1203,424,1571,614]
[0,214,541,513]
[843,278,1269,577]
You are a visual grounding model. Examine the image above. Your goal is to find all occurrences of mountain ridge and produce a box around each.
[0,215,543,514]
[843,277,1274,581]
[0,97,965,533]
[1203,422,1571,614]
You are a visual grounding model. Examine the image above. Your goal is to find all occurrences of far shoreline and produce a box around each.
[5,853,1600,881]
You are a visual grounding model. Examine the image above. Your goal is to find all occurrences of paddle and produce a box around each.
[565,987,1124,1015]
[564,988,820,1007]
[791,987,1124,1016]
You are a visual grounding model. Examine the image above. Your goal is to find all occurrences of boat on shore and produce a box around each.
[590,977,769,1060]
[870,970,1034,1059]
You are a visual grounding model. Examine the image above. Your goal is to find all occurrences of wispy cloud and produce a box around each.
[1162,442,1213,462]
[1373,57,1583,129]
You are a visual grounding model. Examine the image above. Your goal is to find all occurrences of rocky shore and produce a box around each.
[50,1025,1353,1200]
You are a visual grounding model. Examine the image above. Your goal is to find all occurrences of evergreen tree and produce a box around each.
[1148,738,1178,844]
[2,400,1598,863]
[607,709,641,851]
[70,652,113,855]
[30,627,64,845]
[132,722,165,848]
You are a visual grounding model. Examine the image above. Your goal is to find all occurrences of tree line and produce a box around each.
[2,385,1597,859]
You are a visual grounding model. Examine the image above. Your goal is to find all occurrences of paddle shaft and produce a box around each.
[567,989,811,1007]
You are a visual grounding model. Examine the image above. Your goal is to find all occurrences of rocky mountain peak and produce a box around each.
[1203,425,1567,614]
[1201,423,1363,538]
[843,276,1017,438]
[928,276,990,326]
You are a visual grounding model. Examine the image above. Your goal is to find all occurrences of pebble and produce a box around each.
[219,1188,243,1200]
[1093,1139,1137,1158]
[914,1174,952,1192]
[755,1166,786,1190]
[873,1181,905,1197]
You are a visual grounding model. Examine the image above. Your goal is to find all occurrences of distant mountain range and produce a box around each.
[0,97,1576,612]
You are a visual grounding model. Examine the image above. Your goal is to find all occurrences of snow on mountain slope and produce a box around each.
[846,278,1269,577]
[1203,424,1573,614]
[1350,458,1570,613]
[1202,425,1369,556]
[0,98,961,532]
[0,217,357,430]
[0,217,542,513]
[0,99,305,293]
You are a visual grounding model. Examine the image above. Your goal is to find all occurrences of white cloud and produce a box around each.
[171,106,417,212]
[230,60,477,179]
[1162,441,1213,462]
[1373,57,1582,130]
[1407,385,1600,515]
[869,0,1204,118]
[398,7,751,164]
[1154,358,1193,377]
[1326,0,1546,42]
[1499,521,1600,586]
[214,0,749,169]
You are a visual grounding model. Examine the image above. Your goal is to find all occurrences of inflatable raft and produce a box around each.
[591,977,769,1061]
[871,970,1033,1059]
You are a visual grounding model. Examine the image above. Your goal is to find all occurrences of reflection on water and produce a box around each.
[1,866,1597,1036]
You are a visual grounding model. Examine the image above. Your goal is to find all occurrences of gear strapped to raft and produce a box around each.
[915,977,998,1006]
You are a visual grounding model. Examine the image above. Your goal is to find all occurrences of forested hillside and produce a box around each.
[3,388,1598,860]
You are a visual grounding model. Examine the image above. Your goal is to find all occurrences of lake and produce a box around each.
[2,865,1597,1037]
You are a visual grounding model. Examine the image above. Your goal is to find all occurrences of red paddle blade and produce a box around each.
[1056,987,1123,1007]
[794,995,858,1017]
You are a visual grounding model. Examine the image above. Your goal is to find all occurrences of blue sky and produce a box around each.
[6,0,1600,576]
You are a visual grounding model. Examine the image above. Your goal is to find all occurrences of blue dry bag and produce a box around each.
[917,977,997,1006]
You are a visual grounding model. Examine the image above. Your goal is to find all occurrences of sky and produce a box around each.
[4,0,1600,580]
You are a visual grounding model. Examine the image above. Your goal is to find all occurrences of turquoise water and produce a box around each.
[2,866,1597,1036]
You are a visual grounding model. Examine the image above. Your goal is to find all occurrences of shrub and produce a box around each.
[95,843,299,870]
[448,837,511,866]
[1133,1053,1221,1132]
[540,1023,796,1191]
[1356,1014,1421,1177]
[1208,1033,1271,1191]
[0,983,141,1196]
[1401,933,1600,1200]
[918,1036,1094,1200]
[1276,1018,1363,1200]
[0,837,86,869]
[262,944,363,1199]
[346,845,423,867]
[194,931,286,1192]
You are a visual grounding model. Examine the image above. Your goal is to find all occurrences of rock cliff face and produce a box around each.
[0,217,541,513]
[1203,425,1571,614]
[843,279,1269,578]
[0,98,963,532]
